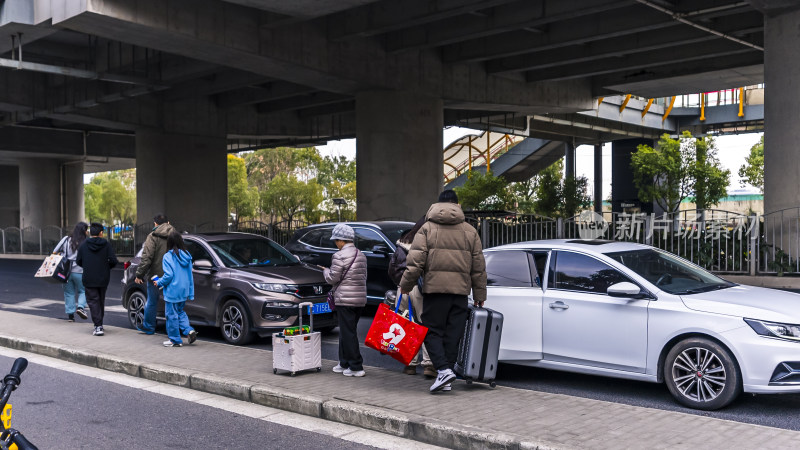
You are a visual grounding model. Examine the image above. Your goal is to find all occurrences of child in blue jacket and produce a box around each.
[155,231,197,347]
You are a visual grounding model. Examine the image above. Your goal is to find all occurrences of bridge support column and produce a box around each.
[611,139,654,214]
[356,91,443,221]
[763,6,800,215]
[18,159,61,229]
[62,161,85,228]
[564,142,576,180]
[594,144,603,213]
[0,165,20,227]
[135,129,227,229]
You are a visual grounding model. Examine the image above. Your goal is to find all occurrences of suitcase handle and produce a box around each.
[297,302,314,333]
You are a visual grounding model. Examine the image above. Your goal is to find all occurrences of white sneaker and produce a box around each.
[430,369,456,392]
[92,326,104,336]
[332,364,345,373]
[163,340,182,347]
[442,383,452,392]
[343,368,365,377]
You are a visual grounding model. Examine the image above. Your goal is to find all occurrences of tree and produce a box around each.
[562,176,592,218]
[738,135,764,192]
[534,160,564,217]
[316,155,357,220]
[260,174,323,223]
[631,132,729,212]
[244,147,322,189]
[227,154,257,226]
[454,170,508,210]
[84,169,136,225]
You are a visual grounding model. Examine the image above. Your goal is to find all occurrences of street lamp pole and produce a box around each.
[333,198,347,222]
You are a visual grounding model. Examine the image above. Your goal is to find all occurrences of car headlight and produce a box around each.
[252,283,298,294]
[263,300,295,307]
[744,318,800,342]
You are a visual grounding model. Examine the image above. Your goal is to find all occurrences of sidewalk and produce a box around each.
[0,310,797,449]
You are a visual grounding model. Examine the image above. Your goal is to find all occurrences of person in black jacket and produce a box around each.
[76,223,119,336]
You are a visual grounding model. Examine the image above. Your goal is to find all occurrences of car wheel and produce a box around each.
[127,290,146,330]
[664,337,741,410]
[220,299,255,345]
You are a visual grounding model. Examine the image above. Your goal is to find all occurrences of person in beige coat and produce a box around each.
[400,190,487,393]
[324,224,368,377]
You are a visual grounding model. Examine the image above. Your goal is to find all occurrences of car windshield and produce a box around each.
[605,249,733,295]
[209,238,299,268]
[378,224,413,244]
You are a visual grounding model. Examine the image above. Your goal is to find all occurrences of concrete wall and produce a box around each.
[135,129,227,229]
[0,165,19,227]
[356,91,443,221]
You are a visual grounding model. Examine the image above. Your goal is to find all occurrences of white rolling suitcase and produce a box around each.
[272,302,322,376]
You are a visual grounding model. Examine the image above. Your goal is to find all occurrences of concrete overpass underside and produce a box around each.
[0,0,793,227]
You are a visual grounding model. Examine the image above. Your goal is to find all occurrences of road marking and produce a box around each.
[0,347,444,450]
[0,298,60,310]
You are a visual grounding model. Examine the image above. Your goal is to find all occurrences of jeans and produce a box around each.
[165,301,194,344]
[420,293,469,371]
[85,286,107,327]
[63,272,87,314]
[337,306,364,371]
[139,282,159,333]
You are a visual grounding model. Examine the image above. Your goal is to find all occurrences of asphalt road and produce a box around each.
[0,353,382,449]
[3,258,800,431]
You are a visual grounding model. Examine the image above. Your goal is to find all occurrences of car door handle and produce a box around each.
[549,301,569,310]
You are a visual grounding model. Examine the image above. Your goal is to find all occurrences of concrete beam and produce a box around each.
[51,0,593,112]
[385,0,633,53]
[0,126,134,158]
[526,35,763,82]
[487,13,763,75]
[442,2,750,63]
[328,0,519,40]
[164,70,270,102]
[216,82,318,109]
[256,92,353,114]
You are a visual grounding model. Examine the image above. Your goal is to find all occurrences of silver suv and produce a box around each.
[121,232,335,345]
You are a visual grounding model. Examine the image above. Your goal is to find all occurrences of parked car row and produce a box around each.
[121,226,800,410]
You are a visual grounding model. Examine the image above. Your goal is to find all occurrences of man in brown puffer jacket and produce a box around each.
[400,190,487,393]
[134,214,175,334]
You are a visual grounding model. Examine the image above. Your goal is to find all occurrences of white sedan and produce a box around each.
[483,239,800,410]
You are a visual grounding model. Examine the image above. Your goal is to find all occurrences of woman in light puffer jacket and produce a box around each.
[324,224,368,377]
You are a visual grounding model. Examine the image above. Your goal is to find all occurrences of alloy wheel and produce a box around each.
[222,304,244,341]
[671,347,727,403]
[127,292,146,330]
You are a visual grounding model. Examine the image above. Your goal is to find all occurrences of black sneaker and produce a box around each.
[67,314,75,322]
[187,330,198,344]
[75,308,88,320]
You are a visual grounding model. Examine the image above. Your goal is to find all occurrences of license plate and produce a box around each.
[310,302,332,314]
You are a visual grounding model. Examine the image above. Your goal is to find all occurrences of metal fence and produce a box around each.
[471,209,761,275]
[3,209,795,277]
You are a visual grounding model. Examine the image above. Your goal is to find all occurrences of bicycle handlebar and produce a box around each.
[4,430,38,450]
[3,358,27,388]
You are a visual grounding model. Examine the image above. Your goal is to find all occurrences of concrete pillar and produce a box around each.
[564,142,576,180]
[594,144,603,213]
[611,139,654,214]
[18,159,60,229]
[135,129,227,229]
[763,6,800,215]
[0,165,20,227]
[356,91,443,221]
[63,161,85,228]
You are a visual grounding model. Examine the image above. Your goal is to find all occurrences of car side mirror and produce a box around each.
[607,282,645,298]
[193,259,217,272]
[371,244,392,255]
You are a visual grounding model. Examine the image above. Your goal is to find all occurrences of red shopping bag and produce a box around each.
[364,296,428,366]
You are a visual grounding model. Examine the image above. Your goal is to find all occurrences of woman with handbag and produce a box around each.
[53,222,89,322]
[322,224,368,377]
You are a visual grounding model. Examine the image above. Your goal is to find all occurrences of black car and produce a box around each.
[284,221,414,304]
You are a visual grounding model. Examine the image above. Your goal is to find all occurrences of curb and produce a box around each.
[0,334,563,450]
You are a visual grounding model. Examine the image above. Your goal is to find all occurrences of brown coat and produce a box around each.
[324,243,368,307]
[134,222,175,279]
[399,202,487,302]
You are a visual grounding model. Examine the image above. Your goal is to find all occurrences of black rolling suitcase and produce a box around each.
[455,306,503,388]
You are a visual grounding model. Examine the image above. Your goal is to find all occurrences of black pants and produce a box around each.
[337,306,364,371]
[421,293,469,371]
[84,286,107,327]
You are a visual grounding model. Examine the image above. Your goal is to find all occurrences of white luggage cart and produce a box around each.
[272,302,322,376]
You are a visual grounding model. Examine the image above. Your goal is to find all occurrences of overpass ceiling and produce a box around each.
[0,0,767,146]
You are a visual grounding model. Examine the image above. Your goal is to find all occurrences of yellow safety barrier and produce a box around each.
[619,94,632,113]
[738,87,745,117]
[641,98,654,118]
[700,93,706,121]
[662,96,676,122]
